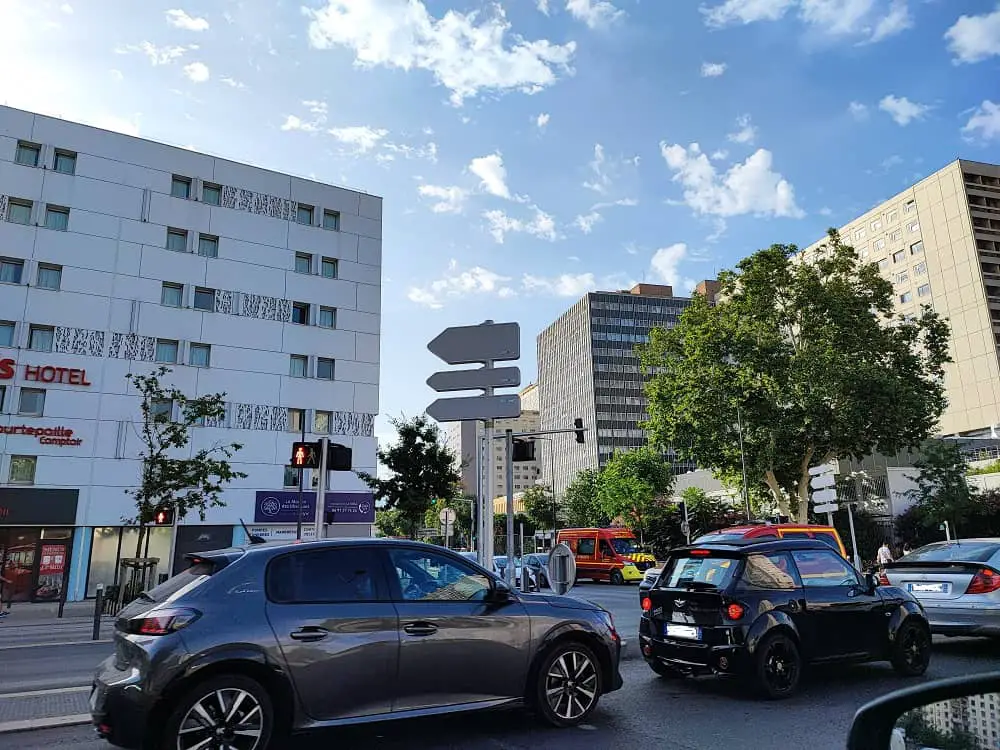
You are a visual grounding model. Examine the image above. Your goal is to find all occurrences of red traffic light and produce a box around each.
[152,506,174,525]
[290,441,321,469]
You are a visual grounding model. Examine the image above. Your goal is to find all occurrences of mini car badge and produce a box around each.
[674,599,687,608]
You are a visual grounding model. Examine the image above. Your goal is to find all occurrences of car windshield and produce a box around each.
[611,538,639,554]
[661,552,738,589]
[903,541,1000,564]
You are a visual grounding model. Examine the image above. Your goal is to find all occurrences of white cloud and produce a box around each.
[702,0,796,27]
[183,61,210,83]
[702,0,912,43]
[166,9,210,31]
[91,113,142,138]
[303,100,328,116]
[868,0,913,44]
[819,206,833,216]
[329,125,389,152]
[484,207,559,243]
[408,259,514,308]
[650,243,697,293]
[379,141,439,163]
[701,61,727,77]
[945,5,1000,64]
[116,41,195,66]
[565,0,625,28]
[535,112,550,129]
[220,76,247,89]
[574,211,602,233]
[304,0,576,106]
[469,152,511,199]
[60,3,73,14]
[280,115,320,133]
[848,101,869,121]
[537,0,551,14]
[583,144,611,193]
[109,69,124,82]
[727,113,757,144]
[878,94,930,126]
[963,100,1000,142]
[522,272,599,297]
[417,184,468,214]
[660,142,804,219]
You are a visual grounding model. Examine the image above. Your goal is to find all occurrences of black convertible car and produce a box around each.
[638,538,931,698]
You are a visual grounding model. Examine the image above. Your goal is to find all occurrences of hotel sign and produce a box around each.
[0,358,93,386]
[0,424,83,446]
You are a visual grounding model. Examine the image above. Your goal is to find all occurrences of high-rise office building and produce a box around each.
[800,159,1000,437]
[537,283,713,498]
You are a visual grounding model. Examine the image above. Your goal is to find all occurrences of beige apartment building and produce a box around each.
[801,159,1000,437]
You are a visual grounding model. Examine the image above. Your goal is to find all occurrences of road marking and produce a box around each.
[0,639,112,650]
[0,714,91,734]
[0,685,90,699]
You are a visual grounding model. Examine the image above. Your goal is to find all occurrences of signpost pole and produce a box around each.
[846,501,862,570]
[505,428,515,587]
[481,421,494,569]
[296,417,306,541]
[314,437,329,540]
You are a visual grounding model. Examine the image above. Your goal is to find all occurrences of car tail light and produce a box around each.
[965,569,1000,595]
[126,607,201,636]
[725,602,745,620]
[690,550,711,556]
[641,597,652,612]
[878,571,891,586]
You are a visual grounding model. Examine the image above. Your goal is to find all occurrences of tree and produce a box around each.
[421,496,473,548]
[679,486,736,538]
[522,485,558,530]
[597,447,674,543]
[563,468,606,527]
[126,367,246,558]
[374,507,407,538]
[901,439,980,540]
[358,415,461,539]
[640,230,951,522]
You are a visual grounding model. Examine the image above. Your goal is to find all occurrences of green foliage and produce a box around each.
[358,415,461,539]
[905,439,979,533]
[521,485,558,529]
[966,457,1000,476]
[126,367,246,557]
[563,468,607,527]
[679,486,736,538]
[597,447,674,542]
[493,512,535,555]
[375,507,407,538]
[640,230,951,522]
[897,489,1000,548]
[421,496,472,547]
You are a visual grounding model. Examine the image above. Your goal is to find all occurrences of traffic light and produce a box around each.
[290,441,320,469]
[326,443,352,472]
[512,438,535,462]
[574,418,585,444]
[152,505,174,525]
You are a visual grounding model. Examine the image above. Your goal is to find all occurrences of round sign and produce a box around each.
[260,496,281,517]
[547,542,577,596]
[439,507,456,525]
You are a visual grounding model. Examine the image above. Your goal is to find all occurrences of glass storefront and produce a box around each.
[85,526,172,598]
[0,528,73,603]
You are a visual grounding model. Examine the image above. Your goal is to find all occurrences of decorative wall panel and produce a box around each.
[240,293,291,322]
[54,327,106,357]
[0,195,7,220]
[108,332,156,361]
[269,406,288,432]
[332,411,375,437]
[214,290,235,315]
[219,186,296,221]
[223,403,371,436]
[231,403,282,431]
[202,407,227,429]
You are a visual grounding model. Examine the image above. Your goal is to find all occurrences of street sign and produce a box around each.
[426,394,521,422]
[439,508,456,525]
[812,488,838,504]
[809,464,836,491]
[428,322,520,365]
[427,366,521,392]
[814,503,839,514]
[547,542,577,596]
[680,521,690,536]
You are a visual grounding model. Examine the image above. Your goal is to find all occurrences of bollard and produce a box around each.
[57,573,68,619]
[93,585,104,641]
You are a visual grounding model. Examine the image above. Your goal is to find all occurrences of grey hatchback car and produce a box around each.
[90,538,623,750]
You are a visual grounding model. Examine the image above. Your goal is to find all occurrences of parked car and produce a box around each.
[880,537,1000,638]
[694,522,848,558]
[492,555,539,591]
[91,539,623,749]
[638,538,931,699]
[638,566,662,604]
[523,553,550,588]
[556,527,656,584]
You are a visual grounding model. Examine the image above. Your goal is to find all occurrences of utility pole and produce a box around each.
[736,403,751,520]
[296,417,306,541]
[313,436,329,540]
[505,428,515,587]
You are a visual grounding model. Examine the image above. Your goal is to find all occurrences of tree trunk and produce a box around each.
[764,470,790,517]
[134,525,145,558]
[795,446,817,524]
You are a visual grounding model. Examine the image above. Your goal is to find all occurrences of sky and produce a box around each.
[1,0,998,451]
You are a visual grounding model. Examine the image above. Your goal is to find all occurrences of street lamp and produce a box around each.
[531,436,557,546]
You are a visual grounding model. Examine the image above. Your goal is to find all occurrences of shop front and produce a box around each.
[0,488,78,603]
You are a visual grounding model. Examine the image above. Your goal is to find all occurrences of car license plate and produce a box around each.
[665,624,701,640]
[907,582,949,594]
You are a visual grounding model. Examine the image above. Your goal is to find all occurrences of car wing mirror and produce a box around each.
[490,578,512,602]
[847,672,1000,750]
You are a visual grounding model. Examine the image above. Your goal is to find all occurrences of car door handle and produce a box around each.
[289,627,329,642]
[403,622,438,636]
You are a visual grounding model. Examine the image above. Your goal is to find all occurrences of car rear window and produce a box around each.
[903,542,1000,564]
[140,561,216,603]
[661,552,738,589]
[813,531,841,550]
[695,532,778,544]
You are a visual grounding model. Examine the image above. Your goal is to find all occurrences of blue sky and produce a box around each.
[2,0,998,449]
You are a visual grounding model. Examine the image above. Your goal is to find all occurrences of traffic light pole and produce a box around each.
[505,428,515,588]
[313,436,330,540]
[296,417,306,541]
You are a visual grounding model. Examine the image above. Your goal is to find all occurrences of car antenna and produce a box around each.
[240,518,267,545]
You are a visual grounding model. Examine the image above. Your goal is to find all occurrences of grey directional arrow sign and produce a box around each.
[428,322,519,365]
[426,395,522,422]
[427,366,521,393]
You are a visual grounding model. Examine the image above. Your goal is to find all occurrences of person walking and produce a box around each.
[0,574,11,619]
[877,541,894,570]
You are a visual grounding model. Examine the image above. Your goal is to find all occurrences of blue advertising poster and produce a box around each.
[254,491,375,524]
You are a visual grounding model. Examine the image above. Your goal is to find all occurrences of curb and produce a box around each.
[0,714,91,734]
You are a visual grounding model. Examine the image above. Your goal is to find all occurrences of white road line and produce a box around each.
[0,714,91,734]
[0,639,111,650]
[0,686,90,699]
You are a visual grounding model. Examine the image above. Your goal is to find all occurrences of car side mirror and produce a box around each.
[864,572,879,593]
[847,672,1000,750]
[490,578,512,602]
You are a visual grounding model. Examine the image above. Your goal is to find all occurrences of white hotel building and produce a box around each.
[0,106,381,603]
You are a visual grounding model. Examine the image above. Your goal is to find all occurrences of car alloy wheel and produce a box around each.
[538,644,601,726]
[609,570,624,585]
[168,675,272,750]
[755,633,801,699]
[892,619,931,677]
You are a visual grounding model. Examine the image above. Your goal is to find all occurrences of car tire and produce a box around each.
[648,660,684,679]
[609,570,624,586]
[162,674,275,750]
[533,641,603,727]
[753,632,801,700]
[891,618,931,677]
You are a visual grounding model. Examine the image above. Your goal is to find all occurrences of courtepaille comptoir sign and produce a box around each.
[0,358,93,386]
[0,425,83,446]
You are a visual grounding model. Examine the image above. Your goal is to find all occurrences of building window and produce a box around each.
[197,234,219,258]
[895,271,908,284]
[291,302,310,325]
[892,250,905,263]
[296,204,314,225]
[53,150,77,175]
[151,399,173,420]
[28,325,54,352]
[888,210,898,223]
[890,229,902,242]
[15,141,40,167]
[321,257,338,279]
[203,183,221,205]
[0,384,5,411]
[917,283,931,298]
[155,339,179,363]
[900,292,913,304]
[166,228,188,252]
[283,466,300,487]
[189,343,211,367]
[171,175,192,199]
[316,358,335,380]
[294,253,312,274]
[314,410,331,434]
[289,355,308,378]
[6,199,32,225]
[36,264,62,290]
[0,258,24,284]
[853,228,866,241]
[874,238,885,251]
[910,240,923,255]
[323,210,340,230]
[193,287,215,311]
[871,219,882,232]
[908,221,919,233]
[904,199,916,214]
[0,321,13,347]
[9,456,36,484]
[161,282,183,307]
[318,306,336,329]
[44,206,69,231]
[18,388,45,416]
[287,408,305,432]
[914,262,927,276]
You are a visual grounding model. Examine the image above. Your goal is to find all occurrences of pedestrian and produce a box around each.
[902,542,913,557]
[876,541,894,570]
[0,574,11,619]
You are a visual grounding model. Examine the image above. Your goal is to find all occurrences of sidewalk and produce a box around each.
[0,600,105,624]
